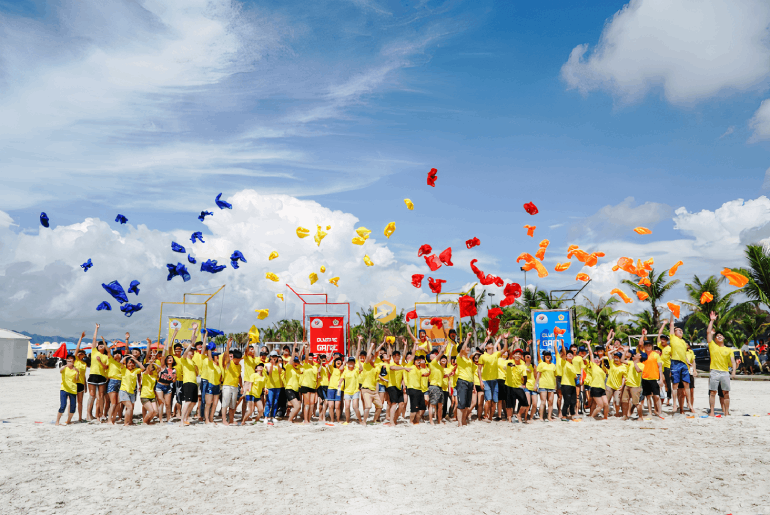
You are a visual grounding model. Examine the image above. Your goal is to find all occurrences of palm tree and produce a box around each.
[740,305,770,346]
[622,268,679,328]
[355,307,378,343]
[682,274,746,341]
[631,309,656,335]
[575,296,628,345]
[744,244,770,309]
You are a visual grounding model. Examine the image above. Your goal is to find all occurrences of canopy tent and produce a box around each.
[0,328,31,375]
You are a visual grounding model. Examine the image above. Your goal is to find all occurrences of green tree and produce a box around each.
[743,244,770,309]
[575,296,627,345]
[622,268,679,329]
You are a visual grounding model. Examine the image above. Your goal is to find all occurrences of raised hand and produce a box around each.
[709,311,717,321]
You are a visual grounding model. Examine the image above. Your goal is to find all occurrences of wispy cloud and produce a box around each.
[719,126,735,139]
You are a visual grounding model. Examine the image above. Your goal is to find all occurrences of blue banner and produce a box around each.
[531,309,574,364]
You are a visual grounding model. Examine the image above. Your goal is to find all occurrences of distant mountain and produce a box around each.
[13,330,80,344]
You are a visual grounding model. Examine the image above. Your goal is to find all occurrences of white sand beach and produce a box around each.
[1,369,769,515]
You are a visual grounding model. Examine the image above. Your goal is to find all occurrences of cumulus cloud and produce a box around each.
[749,99,770,141]
[561,0,770,104]
[569,197,672,241]
[0,190,431,336]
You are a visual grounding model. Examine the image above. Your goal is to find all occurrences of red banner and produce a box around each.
[308,316,346,355]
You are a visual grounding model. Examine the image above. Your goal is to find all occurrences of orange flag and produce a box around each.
[555,262,571,272]
[575,273,590,282]
[667,302,680,319]
[611,289,633,304]
[669,261,683,277]
[633,227,652,235]
[721,268,748,287]
[700,292,713,304]
[636,291,649,301]
[524,225,536,237]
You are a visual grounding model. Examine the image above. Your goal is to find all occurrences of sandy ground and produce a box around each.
[1,369,769,515]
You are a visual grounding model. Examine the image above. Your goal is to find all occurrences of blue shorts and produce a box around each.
[326,388,341,402]
[378,384,386,393]
[205,383,221,396]
[245,395,260,402]
[344,392,360,401]
[107,379,121,393]
[155,383,172,394]
[538,388,556,393]
[483,380,499,402]
[671,360,690,384]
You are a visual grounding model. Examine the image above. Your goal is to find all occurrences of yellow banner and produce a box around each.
[168,316,203,347]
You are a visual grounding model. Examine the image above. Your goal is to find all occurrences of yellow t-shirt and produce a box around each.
[90,350,106,376]
[329,366,343,390]
[429,360,445,387]
[415,340,431,357]
[265,363,284,389]
[199,356,214,383]
[669,335,688,363]
[420,366,429,392]
[504,360,526,388]
[572,355,585,375]
[443,365,455,390]
[587,362,606,389]
[180,357,197,384]
[479,351,501,381]
[360,363,378,391]
[61,367,78,394]
[208,361,223,386]
[248,373,266,397]
[626,360,643,388]
[536,361,557,390]
[387,361,405,388]
[405,361,422,390]
[607,361,626,391]
[221,357,242,388]
[140,368,157,399]
[107,357,124,381]
[456,355,475,383]
[661,345,672,369]
[172,355,184,382]
[300,363,319,389]
[319,364,330,387]
[341,368,360,395]
[686,349,695,366]
[497,357,508,380]
[558,356,578,387]
[242,355,257,379]
[709,341,732,372]
[525,364,535,390]
[120,368,141,393]
[74,359,87,385]
[193,352,203,374]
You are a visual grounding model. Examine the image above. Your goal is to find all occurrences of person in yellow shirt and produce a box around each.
[523,353,537,422]
[622,348,644,420]
[657,321,673,408]
[218,337,241,426]
[556,345,578,421]
[504,347,529,423]
[316,354,331,422]
[707,311,737,416]
[243,361,267,424]
[477,331,506,422]
[586,344,608,420]
[605,350,627,418]
[299,345,322,424]
[336,357,365,425]
[85,324,108,422]
[427,342,450,425]
[202,343,224,424]
[115,354,145,426]
[72,331,88,422]
[264,350,285,425]
[534,340,557,422]
[666,313,692,415]
[139,356,160,425]
[453,332,475,427]
[56,355,80,426]
[105,341,127,424]
[179,336,200,426]
[323,356,344,425]
[360,339,386,425]
[384,345,412,427]
[406,322,432,357]
[404,342,430,424]
[685,346,697,413]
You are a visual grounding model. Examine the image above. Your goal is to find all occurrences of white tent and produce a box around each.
[0,328,31,375]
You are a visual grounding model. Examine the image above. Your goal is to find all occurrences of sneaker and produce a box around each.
[263,417,268,424]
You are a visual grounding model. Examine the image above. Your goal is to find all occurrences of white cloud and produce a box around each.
[764,168,770,190]
[719,126,735,139]
[569,196,672,240]
[0,190,431,336]
[561,0,770,104]
[749,99,770,141]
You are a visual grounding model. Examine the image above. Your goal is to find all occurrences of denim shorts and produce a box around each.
[326,388,341,402]
[245,394,260,402]
[155,383,172,394]
[538,388,556,393]
[344,392,360,401]
[378,384,386,393]
[483,380,499,402]
[118,390,136,403]
[107,379,122,393]
[671,360,690,384]
[205,383,221,396]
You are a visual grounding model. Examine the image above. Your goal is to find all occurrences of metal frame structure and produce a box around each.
[286,284,351,354]
[157,285,226,343]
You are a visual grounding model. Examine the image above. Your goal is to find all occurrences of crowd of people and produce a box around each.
[55,312,741,426]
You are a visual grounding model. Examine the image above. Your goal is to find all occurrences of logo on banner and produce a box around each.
[332,319,340,326]
[311,318,323,328]
[558,314,565,321]
[536,314,548,324]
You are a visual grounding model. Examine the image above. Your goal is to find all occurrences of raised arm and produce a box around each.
[605,329,614,346]
[706,311,716,344]
[638,329,647,352]
[406,322,420,344]
[92,323,100,350]
[668,310,676,337]
[75,331,85,355]
[657,319,667,346]
[222,337,232,368]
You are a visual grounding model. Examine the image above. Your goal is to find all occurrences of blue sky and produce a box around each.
[1,0,769,334]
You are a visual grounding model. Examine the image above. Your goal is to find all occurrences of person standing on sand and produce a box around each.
[86,324,108,422]
[56,355,80,426]
[667,312,691,415]
[454,332,475,427]
[477,331,504,423]
[640,338,665,419]
[115,354,144,426]
[622,348,644,420]
[72,332,87,422]
[534,340,557,422]
[179,334,200,426]
[337,357,365,425]
[707,311,736,417]
[243,361,266,424]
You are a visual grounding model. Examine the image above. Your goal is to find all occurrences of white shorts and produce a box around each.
[222,385,239,409]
